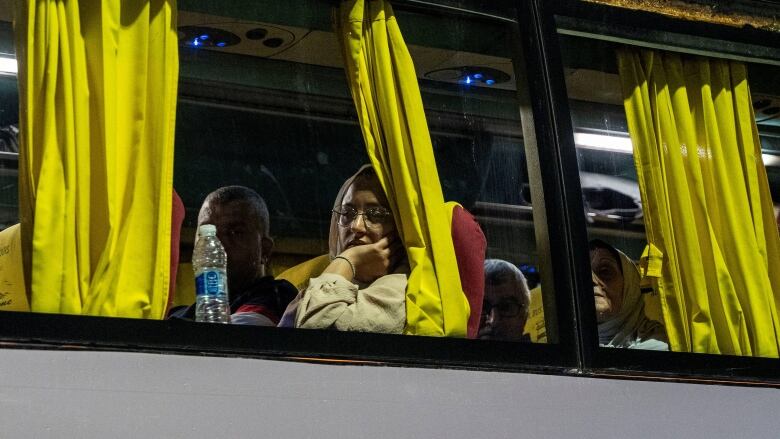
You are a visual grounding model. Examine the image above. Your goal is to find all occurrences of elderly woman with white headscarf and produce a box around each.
[590,239,668,350]
[282,165,408,333]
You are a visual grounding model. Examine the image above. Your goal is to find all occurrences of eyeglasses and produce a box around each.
[481,299,525,319]
[333,206,392,229]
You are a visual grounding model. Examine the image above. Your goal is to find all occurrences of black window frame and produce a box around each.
[1,0,779,385]
[538,0,780,383]
[0,0,581,375]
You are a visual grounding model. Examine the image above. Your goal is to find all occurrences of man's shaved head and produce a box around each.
[197,186,274,293]
[199,186,270,236]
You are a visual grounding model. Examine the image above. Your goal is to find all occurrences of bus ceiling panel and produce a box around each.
[558,37,780,132]
[564,70,621,107]
[177,10,517,93]
[178,2,515,58]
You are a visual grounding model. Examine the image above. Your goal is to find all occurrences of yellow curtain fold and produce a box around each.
[336,0,469,337]
[15,0,178,319]
[618,47,780,357]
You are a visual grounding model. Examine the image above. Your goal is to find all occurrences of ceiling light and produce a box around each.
[574,132,633,153]
[424,66,511,87]
[761,153,780,167]
[0,55,17,76]
[574,132,780,167]
[178,26,240,49]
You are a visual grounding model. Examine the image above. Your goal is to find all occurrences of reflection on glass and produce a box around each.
[0,2,550,341]
[172,2,548,340]
[560,30,780,356]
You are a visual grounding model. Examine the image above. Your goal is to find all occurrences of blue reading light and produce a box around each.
[520,264,538,274]
[454,68,508,87]
[179,26,241,49]
[425,66,510,87]
[463,71,494,85]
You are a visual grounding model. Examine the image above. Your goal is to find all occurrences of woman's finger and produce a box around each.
[374,236,391,249]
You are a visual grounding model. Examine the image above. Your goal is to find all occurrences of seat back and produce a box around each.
[0,224,30,312]
[449,204,487,339]
[167,190,185,312]
[523,286,547,343]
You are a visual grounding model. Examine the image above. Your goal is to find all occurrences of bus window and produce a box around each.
[0,2,559,348]
[558,30,780,357]
[173,1,553,343]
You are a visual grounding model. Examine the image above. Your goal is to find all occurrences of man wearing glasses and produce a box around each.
[478,259,531,342]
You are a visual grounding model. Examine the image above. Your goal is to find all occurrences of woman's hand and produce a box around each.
[340,234,404,283]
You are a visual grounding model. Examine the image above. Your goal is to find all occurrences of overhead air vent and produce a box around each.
[176,11,518,89]
[178,12,300,58]
[245,27,268,40]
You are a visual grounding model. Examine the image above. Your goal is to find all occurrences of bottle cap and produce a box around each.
[198,224,217,237]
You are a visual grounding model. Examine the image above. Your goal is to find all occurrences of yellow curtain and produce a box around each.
[336,0,469,337]
[618,47,780,357]
[15,0,178,318]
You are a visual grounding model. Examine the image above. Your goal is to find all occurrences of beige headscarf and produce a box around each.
[593,240,668,350]
[276,164,390,293]
[328,164,377,258]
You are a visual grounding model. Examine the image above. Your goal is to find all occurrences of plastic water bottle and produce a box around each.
[193,224,230,323]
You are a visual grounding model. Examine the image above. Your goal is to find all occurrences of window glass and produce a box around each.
[0,2,556,346]
[0,18,17,231]
[174,1,552,342]
[558,28,780,356]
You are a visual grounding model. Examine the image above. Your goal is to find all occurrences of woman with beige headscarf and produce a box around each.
[279,165,408,333]
[590,239,668,350]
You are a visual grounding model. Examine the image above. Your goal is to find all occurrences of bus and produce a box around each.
[0,0,779,436]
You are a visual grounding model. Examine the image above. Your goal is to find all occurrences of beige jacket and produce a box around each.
[294,272,407,334]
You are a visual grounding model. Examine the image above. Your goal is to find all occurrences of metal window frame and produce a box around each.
[0,0,580,375]
[2,0,779,385]
[537,0,780,384]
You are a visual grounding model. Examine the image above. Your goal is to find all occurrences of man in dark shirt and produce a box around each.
[170,186,297,325]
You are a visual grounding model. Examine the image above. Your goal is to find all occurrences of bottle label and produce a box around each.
[195,270,225,296]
